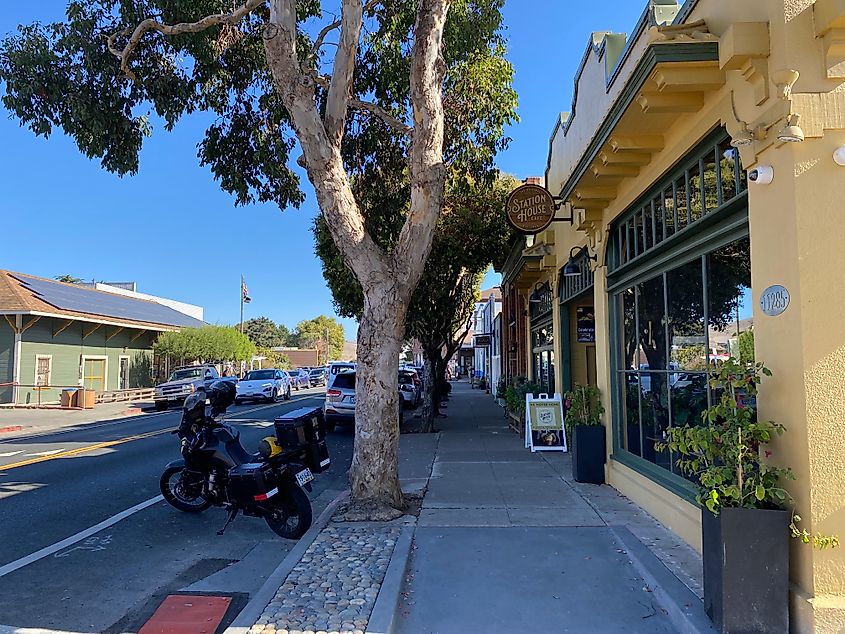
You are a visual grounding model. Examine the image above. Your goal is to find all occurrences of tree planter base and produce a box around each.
[571,425,605,484]
[702,507,789,633]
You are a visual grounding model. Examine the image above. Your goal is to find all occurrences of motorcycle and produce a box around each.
[159,380,331,539]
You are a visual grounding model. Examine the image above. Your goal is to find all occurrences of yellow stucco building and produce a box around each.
[500,0,845,630]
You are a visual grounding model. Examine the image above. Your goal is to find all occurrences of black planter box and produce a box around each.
[571,425,605,484]
[702,507,789,633]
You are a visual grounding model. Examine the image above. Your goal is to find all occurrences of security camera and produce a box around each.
[748,165,774,185]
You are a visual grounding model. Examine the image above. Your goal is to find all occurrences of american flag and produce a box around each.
[241,276,251,304]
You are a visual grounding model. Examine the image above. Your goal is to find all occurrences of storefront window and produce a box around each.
[608,130,746,272]
[612,235,751,478]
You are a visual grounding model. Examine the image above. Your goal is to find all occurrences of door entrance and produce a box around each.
[119,356,129,390]
[83,358,106,392]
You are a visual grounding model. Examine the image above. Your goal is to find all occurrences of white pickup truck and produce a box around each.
[154,365,237,411]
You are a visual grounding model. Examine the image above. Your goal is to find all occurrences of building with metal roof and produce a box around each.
[0,270,204,405]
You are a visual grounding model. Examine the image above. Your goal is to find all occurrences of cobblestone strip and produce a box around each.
[249,526,400,634]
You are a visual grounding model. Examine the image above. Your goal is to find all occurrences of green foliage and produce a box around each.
[477,376,487,390]
[154,325,255,363]
[292,315,345,362]
[54,274,83,284]
[243,316,289,348]
[657,357,839,549]
[0,1,514,216]
[256,347,291,370]
[675,344,707,371]
[564,385,604,427]
[738,329,755,364]
[656,358,790,513]
[503,377,542,419]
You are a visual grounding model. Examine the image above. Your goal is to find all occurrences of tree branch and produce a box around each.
[324,0,363,146]
[392,0,450,283]
[308,0,380,65]
[316,75,412,135]
[107,0,266,82]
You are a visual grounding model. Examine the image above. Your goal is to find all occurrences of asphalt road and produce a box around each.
[0,387,354,633]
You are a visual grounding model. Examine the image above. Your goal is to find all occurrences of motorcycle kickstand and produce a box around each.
[217,505,239,536]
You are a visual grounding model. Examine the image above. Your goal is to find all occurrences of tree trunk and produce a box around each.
[262,0,450,516]
[347,288,407,517]
[420,348,439,433]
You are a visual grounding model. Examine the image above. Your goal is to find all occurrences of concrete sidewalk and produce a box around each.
[395,381,713,634]
[229,381,715,634]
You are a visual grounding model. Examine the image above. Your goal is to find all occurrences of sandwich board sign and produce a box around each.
[524,392,567,452]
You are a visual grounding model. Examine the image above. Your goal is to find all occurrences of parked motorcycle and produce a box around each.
[159,380,331,539]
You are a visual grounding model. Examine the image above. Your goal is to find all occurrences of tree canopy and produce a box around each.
[292,315,345,363]
[243,316,290,348]
[155,325,255,363]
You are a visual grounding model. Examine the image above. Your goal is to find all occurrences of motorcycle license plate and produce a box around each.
[295,468,314,486]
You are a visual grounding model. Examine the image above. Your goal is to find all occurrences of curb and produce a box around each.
[365,524,415,634]
[609,526,717,634]
[0,426,23,434]
[223,489,351,634]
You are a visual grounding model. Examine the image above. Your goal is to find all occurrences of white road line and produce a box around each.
[0,495,163,579]
[25,450,64,457]
[0,451,23,458]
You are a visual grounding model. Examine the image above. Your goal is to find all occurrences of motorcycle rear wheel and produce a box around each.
[264,484,312,539]
[160,466,212,513]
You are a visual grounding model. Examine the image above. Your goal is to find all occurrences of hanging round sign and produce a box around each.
[759,284,790,316]
[505,184,556,234]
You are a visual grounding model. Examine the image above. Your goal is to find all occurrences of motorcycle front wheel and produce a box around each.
[160,466,212,513]
[264,483,312,539]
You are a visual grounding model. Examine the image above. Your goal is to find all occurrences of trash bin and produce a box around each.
[81,389,96,409]
[61,388,79,408]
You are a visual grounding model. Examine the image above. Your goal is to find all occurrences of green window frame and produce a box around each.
[606,127,750,502]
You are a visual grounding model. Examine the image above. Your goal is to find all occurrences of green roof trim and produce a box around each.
[555,41,720,203]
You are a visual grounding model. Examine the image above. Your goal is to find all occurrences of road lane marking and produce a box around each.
[26,450,65,457]
[0,451,23,458]
[0,495,162,579]
[0,429,169,471]
[0,394,324,471]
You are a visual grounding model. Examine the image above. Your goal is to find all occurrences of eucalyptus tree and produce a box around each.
[0,0,514,516]
[315,176,516,432]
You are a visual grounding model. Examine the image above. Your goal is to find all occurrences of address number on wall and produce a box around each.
[760,285,790,317]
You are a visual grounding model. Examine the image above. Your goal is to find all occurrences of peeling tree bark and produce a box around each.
[109,0,452,516]
[264,0,451,514]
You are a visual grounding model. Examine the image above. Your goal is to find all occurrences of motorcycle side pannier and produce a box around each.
[274,407,327,448]
[274,407,331,473]
[227,462,277,503]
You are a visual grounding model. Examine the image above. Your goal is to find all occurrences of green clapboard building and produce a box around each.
[0,271,204,405]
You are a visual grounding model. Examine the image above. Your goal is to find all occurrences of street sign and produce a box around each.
[525,392,567,453]
[505,184,556,234]
[473,334,491,347]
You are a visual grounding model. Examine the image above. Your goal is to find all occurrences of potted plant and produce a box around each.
[564,385,605,484]
[656,358,838,633]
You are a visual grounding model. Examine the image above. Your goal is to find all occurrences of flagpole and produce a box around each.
[240,275,244,335]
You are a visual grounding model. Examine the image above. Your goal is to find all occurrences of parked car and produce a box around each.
[154,365,237,411]
[327,361,356,376]
[399,370,421,408]
[235,368,291,404]
[287,368,310,390]
[309,368,328,387]
[324,370,404,430]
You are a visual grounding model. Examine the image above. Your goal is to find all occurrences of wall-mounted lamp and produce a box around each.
[562,246,597,277]
[730,123,755,148]
[777,113,804,143]
[834,146,845,166]
[528,281,551,303]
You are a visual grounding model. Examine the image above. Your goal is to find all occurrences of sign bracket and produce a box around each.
[551,197,575,224]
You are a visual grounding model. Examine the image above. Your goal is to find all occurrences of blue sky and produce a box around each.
[0,2,648,339]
